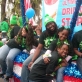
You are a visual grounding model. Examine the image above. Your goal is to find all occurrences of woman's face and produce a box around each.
[58,44,68,58]
[58,29,69,41]
[22,28,27,37]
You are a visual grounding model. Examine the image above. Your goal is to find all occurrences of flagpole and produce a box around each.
[20,0,26,26]
[42,0,45,31]
[69,0,82,39]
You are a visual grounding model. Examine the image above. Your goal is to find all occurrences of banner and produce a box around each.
[42,0,82,34]
[44,0,59,20]
[42,0,59,31]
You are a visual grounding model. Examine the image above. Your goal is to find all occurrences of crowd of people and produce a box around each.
[0,14,82,82]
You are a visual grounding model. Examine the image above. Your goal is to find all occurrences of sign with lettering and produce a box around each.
[56,0,82,27]
[42,0,82,33]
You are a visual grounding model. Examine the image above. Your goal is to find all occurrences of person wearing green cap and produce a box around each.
[21,14,58,82]
[10,15,21,39]
[0,18,9,39]
[18,17,23,28]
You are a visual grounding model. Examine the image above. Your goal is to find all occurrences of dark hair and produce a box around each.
[26,26,35,48]
[16,25,35,49]
[57,26,70,39]
[15,27,27,43]
[46,21,58,36]
[17,27,28,35]
[56,41,69,52]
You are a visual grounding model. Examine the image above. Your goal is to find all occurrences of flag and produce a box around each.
[24,0,31,11]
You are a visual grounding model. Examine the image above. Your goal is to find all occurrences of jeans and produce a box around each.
[56,67,66,82]
[29,80,37,82]
[0,45,21,76]
[29,80,47,82]
[21,50,45,82]
[77,57,82,74]
[29,79,52,82]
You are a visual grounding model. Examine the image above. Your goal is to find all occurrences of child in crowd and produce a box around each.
[21,14,58,82]
[29,42,70,82]
[42,26,73,82]
[0,26,38,82]
[72,30,82,74]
